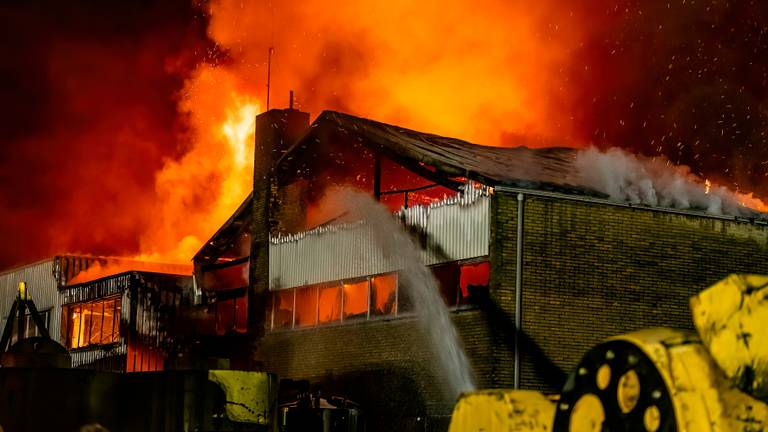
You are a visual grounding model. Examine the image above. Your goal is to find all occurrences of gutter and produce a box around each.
[495,186,767,225]
[514,192,524,389]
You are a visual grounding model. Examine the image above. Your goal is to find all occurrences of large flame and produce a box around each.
[133,66,260,263]
[130,0,768,263]
[2,1,766,270]
[202,0,587,147]
[125,0,591,262]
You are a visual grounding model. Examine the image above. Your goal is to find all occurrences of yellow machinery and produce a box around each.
[448,275,768,431]
[690,274,768,401]
[448,390,555,432]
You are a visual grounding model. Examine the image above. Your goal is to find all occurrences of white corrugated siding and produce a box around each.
[269,195,490,289]
[70,341,127,369]
[0,259,62,343]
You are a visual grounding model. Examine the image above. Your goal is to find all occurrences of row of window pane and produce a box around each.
[64,297,121,349]
[272,273,399,330]
[269,261,490,330]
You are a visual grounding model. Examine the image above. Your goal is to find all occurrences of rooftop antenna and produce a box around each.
[266,46,274,110]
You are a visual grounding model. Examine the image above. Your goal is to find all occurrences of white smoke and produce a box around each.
[329,187,476,401]
[573,147,766,218]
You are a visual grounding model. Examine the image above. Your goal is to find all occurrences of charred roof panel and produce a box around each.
[278,111,601,195]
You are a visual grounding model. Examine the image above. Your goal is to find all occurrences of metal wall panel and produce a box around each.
[269,194,490,289]
[70,340,127,370]
[0,259,62,343]
[61,273,132,305]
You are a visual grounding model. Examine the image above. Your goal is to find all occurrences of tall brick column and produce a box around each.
[248,108,309,339]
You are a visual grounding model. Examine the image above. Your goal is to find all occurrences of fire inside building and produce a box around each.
[1,106,767,431]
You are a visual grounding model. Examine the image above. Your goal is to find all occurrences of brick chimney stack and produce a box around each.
[248,103,310,338]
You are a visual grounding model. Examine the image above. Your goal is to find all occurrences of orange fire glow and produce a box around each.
[735,192,768,213]
[127,1,587,263]
[203,0,587,147]
[131,66,261,263]
[117,1,768,266]
[68,258,192,285]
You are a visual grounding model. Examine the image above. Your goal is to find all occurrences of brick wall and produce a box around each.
[254,189,768,430]
[491,190,768,391]
[258,309,494,431]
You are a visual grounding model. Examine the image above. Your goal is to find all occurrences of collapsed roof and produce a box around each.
[194,110,600,263]
[278,110,597,195]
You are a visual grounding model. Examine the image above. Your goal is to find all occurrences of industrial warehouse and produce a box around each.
[1,104,767,431]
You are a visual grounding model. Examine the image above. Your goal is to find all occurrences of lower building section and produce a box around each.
[0,368,277,432]
[258,310,495,432]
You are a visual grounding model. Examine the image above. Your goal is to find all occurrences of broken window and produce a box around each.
[432,262,461,307]
[267,261,485,330]
[370,274,397,317]
[202,259,249,291]
[63,296,121,349]
[378,156,458,211]
[459,261,490,306]
[273,290,294,329]
[294,286,318,327]
[318,284,342,324]
[343,279,369,321]
[213,286,248,335]
[101,298,118,342]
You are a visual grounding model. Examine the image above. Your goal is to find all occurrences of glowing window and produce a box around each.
[318,284,342,324]
[343,279,369,320]
[273,290,294,329]
[88,301,104,344]
[294,286,318,327]
[459,261,490,305]
[370,274,397,317]
[101,299,118,343]
[64,296,121,349]
[202,260,249,291]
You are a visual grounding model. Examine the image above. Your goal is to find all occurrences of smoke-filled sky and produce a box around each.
[1,0,766,270]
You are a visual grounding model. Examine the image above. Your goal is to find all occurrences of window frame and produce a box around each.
[63,295,122,350]
[266,257,490,331]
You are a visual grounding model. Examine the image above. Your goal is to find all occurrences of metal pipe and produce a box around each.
[514,192,525,389]
[266,47,274,110]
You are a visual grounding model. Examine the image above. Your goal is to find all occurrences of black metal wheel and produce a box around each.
[553,340,676,432]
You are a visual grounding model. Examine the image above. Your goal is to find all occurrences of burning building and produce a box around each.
[0,256,109,346]
[192,107,768,430]
[1,105,766,431]
[0,256,193,373]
